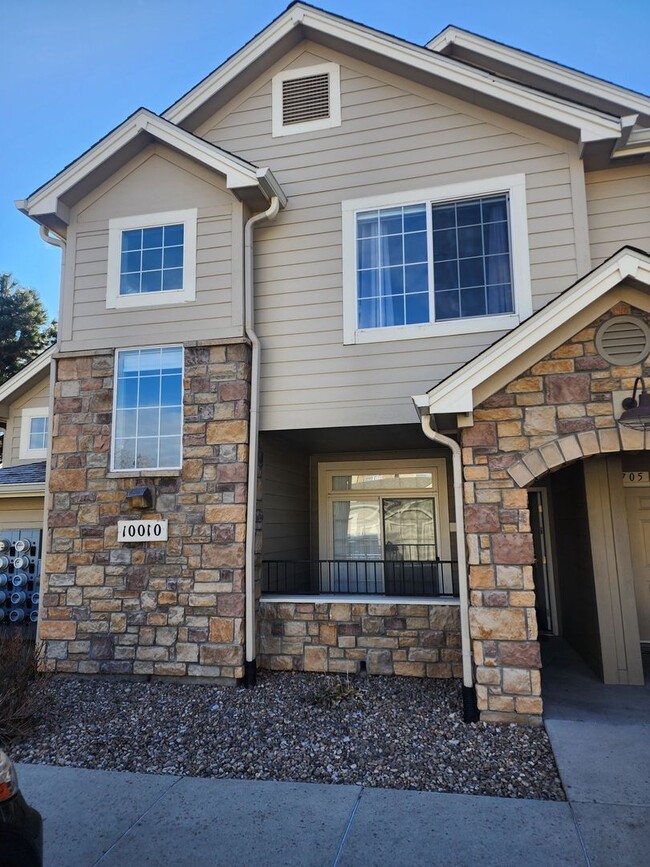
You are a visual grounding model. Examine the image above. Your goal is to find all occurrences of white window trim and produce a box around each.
[106,209,197,310]
[19,407,49,460]
[272,62,341,138]
[341,174,532,345]
[317,458,451,565]
[110,344,184,473]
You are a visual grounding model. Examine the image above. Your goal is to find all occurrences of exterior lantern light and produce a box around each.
[126,486,153,509]
[619,377,650,430]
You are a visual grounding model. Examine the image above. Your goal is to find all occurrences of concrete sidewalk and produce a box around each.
[16,752,648,867]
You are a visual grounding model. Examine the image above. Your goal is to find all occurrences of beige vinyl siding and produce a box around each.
[261,436,310,560]
[4,376,49,467]
[62,145,243,353]
[200,44,583,430]
[0,497,45,531]
[585,165,650,267]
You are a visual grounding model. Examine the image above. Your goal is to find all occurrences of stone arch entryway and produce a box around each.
[461,302,650,724]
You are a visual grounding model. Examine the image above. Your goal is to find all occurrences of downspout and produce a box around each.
[243,196,280,687]
[38,225,65,648]
[418,410,478,723]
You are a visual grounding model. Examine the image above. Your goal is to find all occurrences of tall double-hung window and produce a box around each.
[342,175,531,344]
[112,346,183,472]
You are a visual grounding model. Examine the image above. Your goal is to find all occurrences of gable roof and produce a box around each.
[16,109,286,237]
[413,247,650,420]
[427,26,650,160]
[0,346,54,420]
[427,26,650,127]
[163,2,622,151]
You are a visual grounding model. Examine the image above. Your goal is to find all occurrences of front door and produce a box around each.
[624,489,650,643]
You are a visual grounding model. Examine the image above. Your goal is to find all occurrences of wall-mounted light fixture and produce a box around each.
[126,486,153,509]
[619,377,650,430]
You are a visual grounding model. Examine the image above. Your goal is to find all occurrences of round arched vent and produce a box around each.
[595,316,650,365]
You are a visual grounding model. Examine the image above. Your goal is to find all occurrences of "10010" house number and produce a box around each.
[117,520,168,542]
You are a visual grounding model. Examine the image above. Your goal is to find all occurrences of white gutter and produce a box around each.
[243,196,281,686]
[416,406,478,722]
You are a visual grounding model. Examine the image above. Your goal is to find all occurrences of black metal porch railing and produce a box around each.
[262,558,459,598]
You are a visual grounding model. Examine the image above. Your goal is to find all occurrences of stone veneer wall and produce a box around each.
[39,341,251,681]
[258,601,461,676]
[462,302,650,724]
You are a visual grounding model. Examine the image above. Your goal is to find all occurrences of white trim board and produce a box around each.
[162,3,621,146]
[18,109,286,225]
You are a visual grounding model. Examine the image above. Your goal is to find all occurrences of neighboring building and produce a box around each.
[0,348,53,627]
[15,4,650,723]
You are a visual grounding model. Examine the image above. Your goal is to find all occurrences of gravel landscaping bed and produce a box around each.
[11,671,564,800]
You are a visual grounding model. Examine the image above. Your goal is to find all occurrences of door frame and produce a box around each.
[528,486,559,636]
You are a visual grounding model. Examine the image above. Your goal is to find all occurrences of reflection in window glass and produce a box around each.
[113,347,183,470]
[28,416,48,451]
[119,224,184,296]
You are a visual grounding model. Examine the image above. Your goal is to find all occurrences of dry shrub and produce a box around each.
[0,628,51,746]
[311,675,362,709]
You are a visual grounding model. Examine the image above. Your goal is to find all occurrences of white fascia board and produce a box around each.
[21,110,280,221]
[0,484,45,499]
[427,27,650,121]
[163,4,620,144]
[425,250,650,416]
[163,10,300,124]
[0,347,54,406]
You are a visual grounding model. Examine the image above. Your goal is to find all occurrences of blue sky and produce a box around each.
[1,0,648,321]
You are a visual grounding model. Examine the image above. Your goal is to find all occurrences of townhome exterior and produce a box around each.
[15,3,650,724]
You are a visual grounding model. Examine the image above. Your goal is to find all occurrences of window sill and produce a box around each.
[346,313,521,345]
[106,470,181,479]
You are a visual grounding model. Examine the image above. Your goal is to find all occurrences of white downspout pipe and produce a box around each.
[243,196,280,687]
[38,225,65,651]
[418,410,478,722]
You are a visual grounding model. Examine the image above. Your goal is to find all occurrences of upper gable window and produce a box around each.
[106,209,197,310]
[272,63,341,137]
[19,408,49,460]
[342,175,532,345]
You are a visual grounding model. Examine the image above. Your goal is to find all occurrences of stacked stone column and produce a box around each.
[39,340,252,681]
[461,302,650,724]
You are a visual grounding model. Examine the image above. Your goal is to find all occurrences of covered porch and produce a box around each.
[257,423,463,676]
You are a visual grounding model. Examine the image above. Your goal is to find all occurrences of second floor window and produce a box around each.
[112,346,183,472]
[28,416,48,451]
[120,223,184,296]
[106,209,197,310]
[356,194,512,329]
[19,409,49,460]
[342,175,531,344]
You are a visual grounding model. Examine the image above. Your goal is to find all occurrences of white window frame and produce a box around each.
[110,344,184,473]
[106,209,197,310]
[318,458,451,565]
[341,174,532,345]
[272,62,341,138]
[19,408,49,460]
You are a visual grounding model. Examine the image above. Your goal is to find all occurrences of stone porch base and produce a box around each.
[258,600,462,676]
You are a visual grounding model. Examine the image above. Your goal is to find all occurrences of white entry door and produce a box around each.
[624,489,650,643]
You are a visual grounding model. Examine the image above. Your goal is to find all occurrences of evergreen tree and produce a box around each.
[0,273,56,385]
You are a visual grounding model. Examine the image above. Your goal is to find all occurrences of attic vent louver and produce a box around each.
[272,63,341,137]
[282,72,330,125]
[595,316,650,365]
